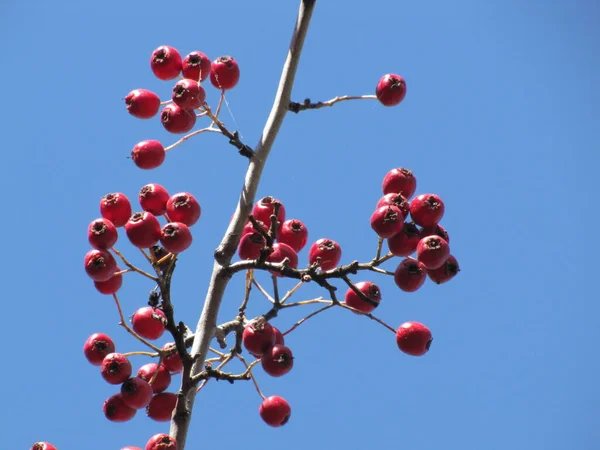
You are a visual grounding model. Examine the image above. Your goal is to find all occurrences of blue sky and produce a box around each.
[1,1,598,449]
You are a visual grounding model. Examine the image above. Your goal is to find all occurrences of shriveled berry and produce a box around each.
[182,51,211,82]
[382,168,416,198]
[121,377,153,409]
[166,192,201,226]
[132,306,166,340]
[94,267,123,295]
[252,196,285,226]
[272,326,285,346]
[104,394,136,422]
[376,193,410,218]
[83,333,115,366]
[101,353,132,385]
[376,74,407,107]
[210,56,240,90]
[420,224,450,243]
[139,183,170,216]
[145,433,177,450]
[147,392,177,422]
[125,89,160,119]
[427,254,460,284]
[84,249,117,282]
[88,218,118,250]
[259,396,291,427]
[100,193,132,227]
[261,344,294,377]
[125,212,162,248]
[344,281,381,314]
[172,78,206,109]
[242,318,275,357]
[308,238,342,271]
[161,104,196,134]
[277,219,308,252]
[132,140,165,170]
[267,242,298,277]
[370,205,404,238]
[30,443,57,450]
[410,194,445,227]
[394,258,427,292]
[138,363,171,393]
[396,321,432,356]
[150,45,182,80]
[417,235,450,270]
[161,343,183,374]
[387,222,421,257]
[159,222,193,253]
[238,232,265,260]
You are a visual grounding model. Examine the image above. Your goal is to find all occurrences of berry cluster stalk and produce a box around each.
[170,1,316,447]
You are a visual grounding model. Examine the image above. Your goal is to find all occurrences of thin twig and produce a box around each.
[112,294,161,352]
[289,94,376,113]
[282,303,335,336]
[164,127,221,152]
[111,248,158,281]
[252,278,275,303]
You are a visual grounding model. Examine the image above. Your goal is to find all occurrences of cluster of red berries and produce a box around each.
[32,434,178,450]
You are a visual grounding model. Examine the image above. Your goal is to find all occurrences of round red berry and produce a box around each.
[150,45,182,80]
[242,318,275,357]
[84,249,117,282]
[125,89,160,119]
[252,196,285,226]
[160,222,193,253]
[396,322,432,356]
[210,56,240,90]
[261,344,294,377]
[132,140,165,170]
[145,433,177,450]
[394,258,427,292]
[166,192,201,226]
[277,219,308,252]
[101,353,132,385]
[132,306,166,340]
[138,363,171,393]
[410,194,445,227]
[88,218,118,250]
[345,281,381,313]
[272,326,285,346]
[387,222,421,257]
[100,193,132,227]
[382,168,416,198]
[427,254,460,284]
[139,183,170,216]
[420,223,450,243]
[161,343,183,374]
[370,205,404,238]
[416,235,450,270]
[125,212,162,248]
[104,394,136,422]
[94,267,123,295]
[376,193,410,218]
[267,242,298,277]
[172,78,206,109]
[242,219,268,236]
[308,238,342,271]
[147,392,177,422]
[121,377,153,409]
[161,104,196,134]
[182,51,211,82]
[83,333,115,366]
[259,396,291,427]
[238,232,265,260]
[30,443,57,450]
[376,74,407,107]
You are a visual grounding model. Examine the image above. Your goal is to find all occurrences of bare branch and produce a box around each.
[289,94,376,113]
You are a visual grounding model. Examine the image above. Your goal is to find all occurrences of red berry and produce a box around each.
[88,218,118,250]
[344,281,381,313]
[261,344,294,377]
[242,219,268,236]
[427,254,460,284]
[161,343,183,374]
[138,363,171,393]
[132,306,166,340]
[387,222,421,257]
[382,168,416,198]
[104,393,136,422]
[125,89,160,119]
[132,140,165,170]
[416,235,450,270]
[94,267,123,295]
[83,333,115,366]
[394,258,427,292]
[139,183,170,216]
[160,222,193,253]
[101,353,132,385]
[30,444,57,450]
[147,392,177,422]
[166,192,201,226]
[125,212,162,248]
[252,196,285,226]
[238,232,265,260]
[161,104,196,134]
[172,78,206,109]
[277,219,308,252]
[410,194,445,227]
[182,51,211,82]
[259,396,291,427]
[145,434,177,450]
[121,377,153,409]
[420,223,450,243]
[267,242,298,277]
[376,193,410,218]
[272,326,285,346]
[122,447,142,450]
[370,205,404,238]
[150,45,182,80]
[84,249,117,282]
[100,193,132,227]
[210,56,240,90]
[396,322,432,356]
[308,238,342,271]
[376,74,407,107]
[242,318,275,357]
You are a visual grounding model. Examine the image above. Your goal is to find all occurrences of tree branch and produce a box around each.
[289,94,377,113]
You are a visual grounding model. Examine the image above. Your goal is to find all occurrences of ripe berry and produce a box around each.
[420,224,450,243]
[370,205,404,238]
[104,394,136,422]
[150,45,182,80]
[242,219,268,236]
[160,222,193,253]
[376,193,410,218]
[252,196,285,226]
[427,254,460,284]
[94,267,123,295]
[121,377,153,409]
[101,353,132,385]
[182,51,211,82]
[161,104,196,134]
[84,333,116,366]
[125,212,162,248]
[88,218,118,250]
[394,258,427,292]
[382,168,416,198]
[147,392,177,422]
[210,56,240,90]
[308,238,342,271]
[161,343,183,374]
[242,318,275,357]
[267,242,298,277]
[272,326,285,346]
[172,78,206,109]
[132,306,166,340]
[277,219,308,252]
[387,222,421,257]
[125,89,160,119]
[100,193,132,227]
[344,281,381,314]
[166,192,201,226]
[138,363,171,393]
[410,194,445,227]
[238,232,265,260]
[261,344,294,377]
[259,396,291,427]
[139,183,170,216]
[84,249,117,282]
[132,140,165,170]
[416,235,450,270]
[396,321,432,356]
[376,74,407,107]
[145,434,177,450]
[30,444,57,450]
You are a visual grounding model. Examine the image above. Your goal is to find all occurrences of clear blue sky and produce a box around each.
[2,1,598,449]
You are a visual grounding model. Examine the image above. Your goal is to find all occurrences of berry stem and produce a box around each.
[282,302,335,336]
[122,351,159,357]
[111,294,162,352]
[213,90,226,122]
[252,277,276,303]
[374,236,384,261]
[111,248,158,282]
[235,355,265,399]
[281,297,329,308]
[338,302,397,334]
[289,94,377,113]
[164,126,221,152]
[271,274,280,304]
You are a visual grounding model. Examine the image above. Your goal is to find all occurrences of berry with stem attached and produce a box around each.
[376,74,407,107]
[277,219,308,252]
[252,196,285,226]
[172,78,206,109]
[146,392,177,422]
[94,267,123,295]
[121,377,153,409]
[132,306,166,340]
[410,194,445,227]
[387,222,421,257]
[83,333,116,366]
[376,193,410,218]
[259,396,291,427]
[100,193,132,227]
[382,168,416,198]
[139,183,170,216]
[308,238,342,271]
[370,205,404,238]
[125,212,162,248]
[267,242,298,277]
[182,51,211,82]
[125,89,160,119]
[145,434,177,450]
[427,254,460,284]
[132,140,165,170]
[84,249,117,282]
[150,45,182,80]
[101,353,132,385]
[238,232,265,260]
[416,235,450,270]
[394,258,427,292]
[161,104,196,134]
[166,192,201,226]
[242,318,275,357]
[210,56,240,90]
[103,394,136,422]
[88,218,118,250]
[272,326,285,346]
[161,343,183,374]
[137,363,171,393]
[344,281,381,313]
[261,344,294,377]
[420,223,450,243]
[396,322,433,356]
[160,222,193,253]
